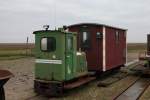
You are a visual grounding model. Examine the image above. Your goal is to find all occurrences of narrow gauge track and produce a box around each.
[97,71,129,87]
[113,77,150,100]
[97,61,142,87]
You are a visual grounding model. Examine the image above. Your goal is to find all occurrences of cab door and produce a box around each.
[65,35,74,80]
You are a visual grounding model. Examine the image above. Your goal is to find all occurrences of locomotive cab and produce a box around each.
[33,28,89,96]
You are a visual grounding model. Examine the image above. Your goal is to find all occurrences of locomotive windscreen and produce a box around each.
[41,37,56,52]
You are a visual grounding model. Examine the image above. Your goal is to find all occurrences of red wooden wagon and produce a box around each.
[67,23,127,72]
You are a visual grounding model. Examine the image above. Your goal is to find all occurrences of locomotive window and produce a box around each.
[81,31,91,49]
[67,37,73,50]
[41,37,56,52]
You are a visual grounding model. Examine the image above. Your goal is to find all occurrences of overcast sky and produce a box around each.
[0,0,150,43]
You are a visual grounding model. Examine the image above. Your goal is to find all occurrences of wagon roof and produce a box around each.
[67,23,127,31]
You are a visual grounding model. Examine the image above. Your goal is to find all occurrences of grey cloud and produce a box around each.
[0,0,150,43]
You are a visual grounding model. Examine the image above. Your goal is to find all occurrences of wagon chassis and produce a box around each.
[34,75,95,96]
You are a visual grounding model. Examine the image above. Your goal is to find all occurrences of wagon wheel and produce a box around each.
[0,86,5,100]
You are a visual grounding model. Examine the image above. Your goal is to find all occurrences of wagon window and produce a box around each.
[123,48,126,59]
[116,31,119,42]
[41,37,56,52]
[81,31,91,49]
[83,32,88,42]
[124,32,126,38]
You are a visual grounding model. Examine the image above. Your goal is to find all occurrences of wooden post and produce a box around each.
[26,37,29,56]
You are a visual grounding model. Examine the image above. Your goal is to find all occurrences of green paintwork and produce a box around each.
[34,29,88,82]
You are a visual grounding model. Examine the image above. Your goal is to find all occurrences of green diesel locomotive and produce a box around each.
[33,26,94,96]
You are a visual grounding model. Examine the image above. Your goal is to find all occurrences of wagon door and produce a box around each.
[78,27,103,71]
[65,35,74,80]
[79,29,96,70]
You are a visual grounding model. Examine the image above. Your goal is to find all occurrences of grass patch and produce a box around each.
[127,43,146,53]
[0,43,147,60]
[0,49,34,60]
[0,56,28,60]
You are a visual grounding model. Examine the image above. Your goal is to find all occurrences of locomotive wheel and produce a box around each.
[34,80,64,96]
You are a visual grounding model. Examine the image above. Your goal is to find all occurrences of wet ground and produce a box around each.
[115,78,150,100]
[0,58,35,100]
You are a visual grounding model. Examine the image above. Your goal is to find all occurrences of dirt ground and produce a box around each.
[0,57,35,100]
[0,52,147,100]
[127,52,138,62]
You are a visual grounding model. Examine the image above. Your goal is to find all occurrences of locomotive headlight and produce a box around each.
[52,55,56,59]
